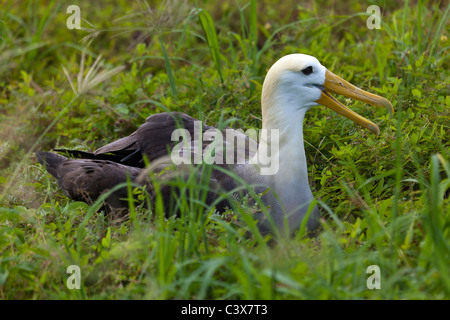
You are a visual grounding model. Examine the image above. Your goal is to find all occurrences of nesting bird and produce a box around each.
[37,54,393,235]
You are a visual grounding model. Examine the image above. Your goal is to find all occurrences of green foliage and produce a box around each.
[0,0,449,299]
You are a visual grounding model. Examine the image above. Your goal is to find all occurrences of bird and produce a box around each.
[37,53,393,236]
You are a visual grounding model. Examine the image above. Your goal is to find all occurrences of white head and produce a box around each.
[262,54,325,111]
[260,53,393,134]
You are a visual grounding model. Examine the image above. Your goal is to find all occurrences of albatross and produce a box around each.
[37,54,393,235]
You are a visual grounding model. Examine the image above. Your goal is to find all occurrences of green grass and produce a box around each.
[0,0,449,299]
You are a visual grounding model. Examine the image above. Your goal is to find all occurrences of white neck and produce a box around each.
[249,86,316,232]
[261,104,312,205]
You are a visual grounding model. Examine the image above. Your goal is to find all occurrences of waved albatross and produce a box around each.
[37,54,393,235]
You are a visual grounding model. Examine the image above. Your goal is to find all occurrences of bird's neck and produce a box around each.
[261,107,312,200]
[254,97,315,231]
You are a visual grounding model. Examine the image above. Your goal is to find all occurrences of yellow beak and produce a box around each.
[315,70,394,136]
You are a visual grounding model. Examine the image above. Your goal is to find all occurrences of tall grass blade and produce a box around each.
[198,9,224,84]
[160,37,178,97]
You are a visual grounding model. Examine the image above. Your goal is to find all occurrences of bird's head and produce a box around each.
[261,54,393,135]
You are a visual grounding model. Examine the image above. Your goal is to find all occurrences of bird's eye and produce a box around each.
[301,66,313,75]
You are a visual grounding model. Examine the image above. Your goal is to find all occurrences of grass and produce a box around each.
[0,0,449,299]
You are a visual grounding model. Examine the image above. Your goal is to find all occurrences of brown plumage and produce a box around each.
[37,112,244,216]
[36,152,142,210]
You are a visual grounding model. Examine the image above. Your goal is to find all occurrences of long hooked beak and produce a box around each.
[315,70,394,136]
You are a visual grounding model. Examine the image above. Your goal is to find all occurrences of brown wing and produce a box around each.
[37,112,258,214]
[36,151,142,209]
[94,112,257,166]
[93,112,213,166]
[37,151,234,215]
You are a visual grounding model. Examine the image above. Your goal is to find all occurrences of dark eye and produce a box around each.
[301,66,313,75]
